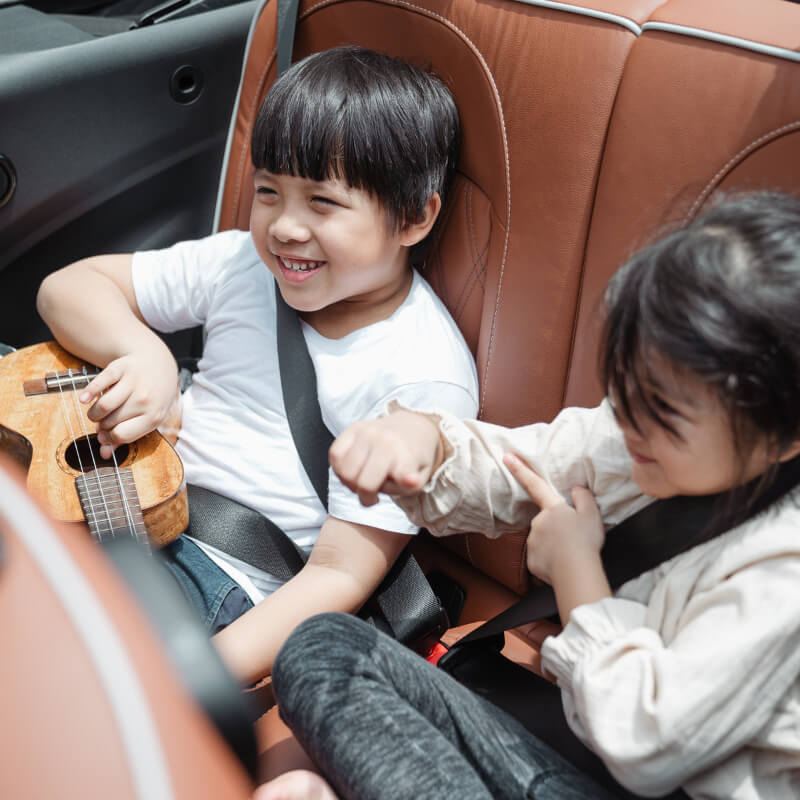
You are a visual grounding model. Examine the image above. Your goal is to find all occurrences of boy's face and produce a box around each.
[250,170,419,336]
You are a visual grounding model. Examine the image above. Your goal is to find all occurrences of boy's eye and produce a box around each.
[256,186,276,197]
[311,195,337,206]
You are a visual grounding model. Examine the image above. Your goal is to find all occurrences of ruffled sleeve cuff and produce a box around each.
[383,400,473,535]
[541,597,648,690]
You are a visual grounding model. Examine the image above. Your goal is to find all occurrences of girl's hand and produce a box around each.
[329,409,444,507]
[503,452,605,585]
[79,348,179,459]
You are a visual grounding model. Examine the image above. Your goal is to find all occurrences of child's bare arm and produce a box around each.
[213,519,412,686]
[329,408,446,506]
[37,255,178,456]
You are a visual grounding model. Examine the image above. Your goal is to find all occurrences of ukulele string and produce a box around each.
[72,366,139,540]
[56,369,115,537]
[93,381,140,542]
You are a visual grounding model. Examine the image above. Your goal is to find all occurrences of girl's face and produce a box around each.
[613,364,775,499]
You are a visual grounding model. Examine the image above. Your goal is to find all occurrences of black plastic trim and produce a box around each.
[0,155,16,210]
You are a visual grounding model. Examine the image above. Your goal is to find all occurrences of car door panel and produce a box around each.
[0,1,257,350]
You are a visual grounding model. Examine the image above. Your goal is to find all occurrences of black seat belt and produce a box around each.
[274,282,333,508]
[186,484,306,582]
[273,285,448,649]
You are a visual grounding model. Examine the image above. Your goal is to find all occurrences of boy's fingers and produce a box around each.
[100,417,150,448]
[99,442,117,460]
[503,452,564,509]
[79,365,120,404]
[85,377,131,423]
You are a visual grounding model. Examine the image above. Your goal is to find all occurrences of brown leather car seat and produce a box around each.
[0,454,255,800]
[216,0,667,598]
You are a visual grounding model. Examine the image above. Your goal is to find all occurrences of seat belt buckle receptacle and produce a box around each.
[436,632,505,676]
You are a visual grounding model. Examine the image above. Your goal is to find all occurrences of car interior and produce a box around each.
[2,0,800,795]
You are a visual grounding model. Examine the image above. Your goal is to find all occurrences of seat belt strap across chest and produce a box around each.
[274,284,333,509]
[274,282,449,649]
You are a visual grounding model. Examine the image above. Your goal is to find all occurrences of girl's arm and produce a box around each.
[540,541,800,796]
[383,400,645,538]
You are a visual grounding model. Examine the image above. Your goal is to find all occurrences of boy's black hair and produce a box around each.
[601,190,800,506]
[251,46,460,267]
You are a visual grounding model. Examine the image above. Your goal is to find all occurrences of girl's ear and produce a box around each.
[778,438,800,463]
[399,193,442,247]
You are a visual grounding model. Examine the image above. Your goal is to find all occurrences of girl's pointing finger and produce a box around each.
[503,452,564,510]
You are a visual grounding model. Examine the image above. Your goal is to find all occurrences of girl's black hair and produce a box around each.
[251,46,460,267]
[602,191,800,505]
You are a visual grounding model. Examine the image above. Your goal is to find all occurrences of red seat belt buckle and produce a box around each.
[425,641,449,665]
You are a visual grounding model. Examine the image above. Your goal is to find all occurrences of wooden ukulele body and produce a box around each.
[0,341,187,546]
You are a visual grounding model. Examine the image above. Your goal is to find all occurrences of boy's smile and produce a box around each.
[250,170,437,338]
[274,254,326,282]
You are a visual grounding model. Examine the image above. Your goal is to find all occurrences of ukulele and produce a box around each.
[0,341,188,547]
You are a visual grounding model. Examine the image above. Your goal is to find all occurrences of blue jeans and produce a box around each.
[273,613,630,800]
[161,536,253,634]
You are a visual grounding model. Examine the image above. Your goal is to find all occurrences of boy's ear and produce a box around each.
[399,193,442,247]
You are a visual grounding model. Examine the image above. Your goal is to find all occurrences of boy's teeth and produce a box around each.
[281,257,323,272]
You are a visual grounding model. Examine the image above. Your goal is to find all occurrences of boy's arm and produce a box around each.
[37,255,178,455]
[38,254,148,364]
[213,517,412,686]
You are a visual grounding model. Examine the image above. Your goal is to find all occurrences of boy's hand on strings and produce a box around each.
[330,409,444,507]
[503,452,605,585]
[79,348,179,459]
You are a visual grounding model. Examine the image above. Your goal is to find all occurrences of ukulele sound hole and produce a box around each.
[65,435,130,472]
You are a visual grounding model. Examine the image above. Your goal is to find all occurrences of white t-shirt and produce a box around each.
[132,229,478,602]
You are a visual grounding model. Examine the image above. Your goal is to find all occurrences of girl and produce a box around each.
[256,192,800,799]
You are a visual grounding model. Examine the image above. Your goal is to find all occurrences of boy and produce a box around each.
[36,46,478,686]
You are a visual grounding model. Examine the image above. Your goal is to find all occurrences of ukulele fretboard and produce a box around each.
[75,467,149,547]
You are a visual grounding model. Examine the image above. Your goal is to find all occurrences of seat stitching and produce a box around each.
[452,184,479,319]
[452,175,490,326]
[684,120,800,222]
[229,46,279,227]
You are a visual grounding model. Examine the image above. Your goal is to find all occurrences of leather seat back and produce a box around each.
[567,0,800,409]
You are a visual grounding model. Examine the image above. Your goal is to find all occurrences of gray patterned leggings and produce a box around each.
[272,612,628,800]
